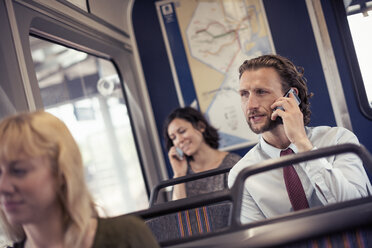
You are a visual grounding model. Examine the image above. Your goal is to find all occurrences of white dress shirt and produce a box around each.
[228,126,372,224]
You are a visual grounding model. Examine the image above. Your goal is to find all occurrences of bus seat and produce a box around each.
[145,202,231,242]
[282,226,372,248]
[144,165,233,242]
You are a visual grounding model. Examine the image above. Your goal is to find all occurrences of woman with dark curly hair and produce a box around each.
[163,107,241,200]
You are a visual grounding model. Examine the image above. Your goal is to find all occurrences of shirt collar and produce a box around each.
[259,135,298,159]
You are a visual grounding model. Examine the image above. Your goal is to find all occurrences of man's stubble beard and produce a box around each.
[248,114,281,134]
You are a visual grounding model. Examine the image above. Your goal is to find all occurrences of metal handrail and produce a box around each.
[149,165,232,206]
[141,143,372,221]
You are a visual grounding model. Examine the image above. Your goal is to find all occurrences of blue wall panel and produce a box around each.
[263,0,336,128]
[133,1,180,176]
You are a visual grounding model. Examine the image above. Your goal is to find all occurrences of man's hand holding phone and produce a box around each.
[271,88,313,152]
[271,88,301,120]
[274,88,301,112]
[168,146,187,178]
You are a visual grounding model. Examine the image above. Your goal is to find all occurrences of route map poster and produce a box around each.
[156,0,275,150]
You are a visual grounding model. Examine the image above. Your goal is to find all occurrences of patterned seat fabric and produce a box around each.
[145,202,231,242]
[282,226,372,248]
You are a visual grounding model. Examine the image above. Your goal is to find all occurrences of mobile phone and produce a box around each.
[175,147,184,160]
[275,88,301,111]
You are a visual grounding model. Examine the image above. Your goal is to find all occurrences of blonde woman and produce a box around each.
[0,111,159,248]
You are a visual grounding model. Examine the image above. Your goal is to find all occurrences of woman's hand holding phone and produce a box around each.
[168,146,187,178]
[175,147,184,160]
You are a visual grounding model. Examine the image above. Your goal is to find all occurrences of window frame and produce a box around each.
[8,0,164,198]
[331,0,372,120]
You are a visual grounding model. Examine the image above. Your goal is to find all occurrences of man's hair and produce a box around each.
[163,107,219,150]
[239,54,313,125]
[0,111,97,248]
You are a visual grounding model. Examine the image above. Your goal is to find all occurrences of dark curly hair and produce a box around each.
[163,107,219,151]
[239,54,313,125]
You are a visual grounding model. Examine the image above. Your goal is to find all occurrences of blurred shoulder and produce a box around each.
[94,215,159,248]
[98,215,148,231]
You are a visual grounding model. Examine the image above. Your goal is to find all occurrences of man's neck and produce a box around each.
[262,125,290,149]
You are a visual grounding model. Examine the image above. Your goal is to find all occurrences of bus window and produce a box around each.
[29,36,148,216]
[347,7,372,108]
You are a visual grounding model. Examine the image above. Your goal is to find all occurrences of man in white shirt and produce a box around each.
[228,54,372,224]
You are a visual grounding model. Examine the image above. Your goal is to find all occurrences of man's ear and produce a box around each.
[197,121,206,132]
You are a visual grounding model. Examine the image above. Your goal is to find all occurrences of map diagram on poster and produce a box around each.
[157,0,275,150]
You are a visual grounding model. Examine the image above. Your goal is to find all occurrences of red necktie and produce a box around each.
[281,148,309,211]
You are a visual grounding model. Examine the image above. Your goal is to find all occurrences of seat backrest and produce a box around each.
[282,226,372,248]
[145,165,234,243]
[145,202,232,242]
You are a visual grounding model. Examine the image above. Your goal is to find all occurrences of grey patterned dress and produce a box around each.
[185,153,241,197]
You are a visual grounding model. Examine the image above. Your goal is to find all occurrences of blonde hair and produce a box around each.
[0,111,97,247]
